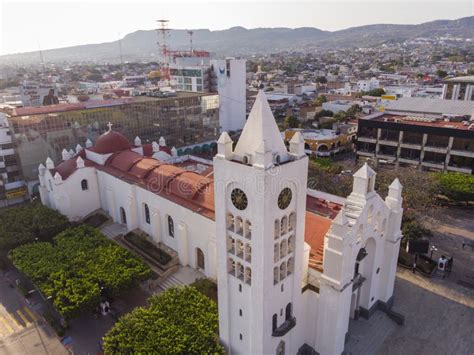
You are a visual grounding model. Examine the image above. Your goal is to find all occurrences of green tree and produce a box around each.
[103,286,224,354]
[315,95,327,106]
[9,225,151,319]
[0,203,69,255]
[284,115,299,129]
[316,76,327,84]
[436,69,448,79]
[436,172,474,204]
[363,88,386,97]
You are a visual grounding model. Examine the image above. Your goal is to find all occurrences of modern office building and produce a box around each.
[356,112,474,174]
[5,92,220,186]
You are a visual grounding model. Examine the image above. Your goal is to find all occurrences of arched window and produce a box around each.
[226,213,234,232]
[274,243,280,262]
[272,314,278,333]
[280,239,287,259]
[237,263,244,281]
[280,262,287,281]
[276,341,286,355]
[144,204,150,224]
[285,303,292,320]
[275,219,280,239]
[120,207,127,225]
[288,235,295,253]
[245,243,251,262]
[227,236,235,254]
[168,216,174,237]
[281,216,288,236]
[381,218,387,237]
[81,179,88,191]
[375,211,381,230]
[228,258,236,275]
[237,240,244,258]
[235,216,243,235]
[287,257,294,275]
[274,267,279,285]
[244,220,252,239]
[288,212,296,232]
[275,154,281,165]
[245,267,252,285]
[357,224,363,243]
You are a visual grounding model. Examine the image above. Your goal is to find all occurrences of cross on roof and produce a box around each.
[107,122,113,132]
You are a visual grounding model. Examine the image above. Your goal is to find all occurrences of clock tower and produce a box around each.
[214,91,308,354]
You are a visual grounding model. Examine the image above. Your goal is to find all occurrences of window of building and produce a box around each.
[239,333,243,341]
[81,179,88,191]
[228,258,236,276]
[280,239,287,259]
[168,216,174,237]
[244,220,252,239]
[227,213,234,232]
[239,309,242,316]
[237,240,244,258]
[48,180,53,191]
[237,263,244,281]
[281,216,288,235]
[245,267,252,285]
[272,314,278,333]
[280,262,287,281]
[144,204,150,224]
[285,303,292,320]
[274,243,280,262]
[288,212,296,231]
[288,235,295,253]
[287,257,294,275]
[274,267,279,285]
[274,219,280,239]
[235,216,243,235]
[245,243,252,262]
[227,236,235,254]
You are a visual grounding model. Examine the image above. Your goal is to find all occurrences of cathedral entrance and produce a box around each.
[196,248,205,270]
[120,207,127,225]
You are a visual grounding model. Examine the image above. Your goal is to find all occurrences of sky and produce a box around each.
[0,0,472,55]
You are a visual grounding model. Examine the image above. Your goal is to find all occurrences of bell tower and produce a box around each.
[214,91,308,354]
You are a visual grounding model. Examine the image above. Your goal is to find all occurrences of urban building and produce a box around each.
[285,128,354,156]
[442,76,474,101]
[170,56,247,131]
[357,112,474,174]
[6,92,219,186]
[0,112,26,206]
[383,97,474,119]
[39,91,404,355]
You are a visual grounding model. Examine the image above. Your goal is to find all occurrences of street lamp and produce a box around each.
[430,245,437,260]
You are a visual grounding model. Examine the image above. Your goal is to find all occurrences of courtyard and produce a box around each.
[345,207,474,355]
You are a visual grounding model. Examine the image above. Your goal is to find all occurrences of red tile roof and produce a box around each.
[304,212,332,273]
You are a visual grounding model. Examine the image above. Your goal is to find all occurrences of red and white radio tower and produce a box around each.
[156,19,171,82]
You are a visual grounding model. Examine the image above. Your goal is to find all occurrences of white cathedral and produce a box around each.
[39,91,403,355]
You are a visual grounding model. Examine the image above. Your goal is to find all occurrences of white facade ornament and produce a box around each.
[171,147,178,157]
[159,136,166,147]
[62,149,70,161]
[216,132,233,159]
[85,138,93,148]
[75,144,83,153]
[76,156,85,169]
[45,157,54,169]
[134,136,142,147]
[289,131,305,157]
[152,141,160,152]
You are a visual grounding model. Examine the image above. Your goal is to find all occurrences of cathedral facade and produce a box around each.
[39,91,403,355]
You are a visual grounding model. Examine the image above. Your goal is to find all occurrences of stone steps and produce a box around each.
[159,274,185,291]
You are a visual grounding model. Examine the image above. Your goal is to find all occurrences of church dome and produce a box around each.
[93,131,132,154]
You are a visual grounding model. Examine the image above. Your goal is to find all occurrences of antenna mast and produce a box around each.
[38,43,45,74]
[118,33,124,77]
[156,19,171,82]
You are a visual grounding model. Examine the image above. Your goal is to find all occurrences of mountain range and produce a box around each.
[1,16,472,65]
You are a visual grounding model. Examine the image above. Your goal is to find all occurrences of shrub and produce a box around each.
[103,286,224,354]
[436,172,474,204]
[9,225,151,319]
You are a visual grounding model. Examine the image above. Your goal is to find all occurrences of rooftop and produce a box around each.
[444,75,474,84]
[384,97,474,117]
[10,91,214,117]
[369,113,474,131]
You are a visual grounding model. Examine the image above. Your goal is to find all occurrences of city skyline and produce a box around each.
[0,0,472,56]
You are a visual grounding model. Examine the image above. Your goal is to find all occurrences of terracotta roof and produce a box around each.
[93,131,132,154]
[49,157,95,180]
[304,212,332,273]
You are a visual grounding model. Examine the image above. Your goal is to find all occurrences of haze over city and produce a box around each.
[0,0,472,55]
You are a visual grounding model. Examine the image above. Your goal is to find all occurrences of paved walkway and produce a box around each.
[100,222,128,239]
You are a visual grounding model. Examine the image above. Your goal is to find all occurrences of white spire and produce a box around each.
[171,147,177,157]
[159,136,166,147]
[233,90,288,165]
[217,131,233,159]
[85,138,93,148]
[353,162,376,179]
[75,144,83,153]
[53,172,62,182]
[38,163,46,175]
[134,136,142,147]
[289,131,305,158]
[45,157,54,169]
[152,141,160,152]
[62,149,70,161]
[76,156,85,169]
[68,149,75,157]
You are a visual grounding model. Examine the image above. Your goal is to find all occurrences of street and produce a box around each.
[0,270,68,354]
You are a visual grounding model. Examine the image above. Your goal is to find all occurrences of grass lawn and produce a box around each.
[124,232,172,266]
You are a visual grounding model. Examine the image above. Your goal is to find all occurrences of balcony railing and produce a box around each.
[272,317,296,337]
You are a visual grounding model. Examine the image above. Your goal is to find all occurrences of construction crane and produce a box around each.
[187,30,194,55]
[156,19,171,82]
